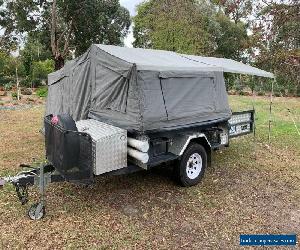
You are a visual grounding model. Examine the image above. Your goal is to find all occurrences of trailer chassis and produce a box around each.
[0,110,255,220]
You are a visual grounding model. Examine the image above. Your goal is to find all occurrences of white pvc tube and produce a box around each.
[128,147,149,164]
[127,137,149,153]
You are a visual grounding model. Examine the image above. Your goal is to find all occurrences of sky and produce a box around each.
[120,0,142,16]
[120,0,144,47]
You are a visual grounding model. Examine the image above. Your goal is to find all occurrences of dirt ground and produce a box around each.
[0,90,45,108]
[0,96,299,249]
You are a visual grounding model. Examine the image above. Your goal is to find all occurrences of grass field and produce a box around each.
[0,96,299,249]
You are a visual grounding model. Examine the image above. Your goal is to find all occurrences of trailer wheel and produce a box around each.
[28,202,45,220]
[175,143,207,187]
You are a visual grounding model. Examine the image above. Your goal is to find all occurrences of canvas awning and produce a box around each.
[181,54,274,78]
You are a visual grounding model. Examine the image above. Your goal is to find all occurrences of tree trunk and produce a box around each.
[54,55,65,70]
[15,66,20,101]
[51,0,67,71]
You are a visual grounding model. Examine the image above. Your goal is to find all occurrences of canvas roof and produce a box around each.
[181,54,274,78]
[96,45,274,78]
[96,44,221,72]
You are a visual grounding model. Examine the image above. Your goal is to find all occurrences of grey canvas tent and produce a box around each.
[46,44,271,133]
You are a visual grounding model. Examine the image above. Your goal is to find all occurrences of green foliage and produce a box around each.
[254,1,299,95]
[0,51,25,86]
[133,0,221,55]
[36,87,48,97]
[67,1,131,56]
[0,51,14,84]
[3,83,12,91]
[0,0,40,52]
[31,59,54,86]
[238,90,246,96]
[11,91,18,99]
[213,0,253,23]
[0,0,298,96]
[20,77,32,88]
[215,14,249,60]
[0,0,131,67]
[20,36,52,77]
[133,0,249,61]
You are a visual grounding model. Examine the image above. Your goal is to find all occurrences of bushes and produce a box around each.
[31,60,54,87]
[11,91,21,100]
[36,87,48,97]
[21,88,33,95]
[238,90,245,96]
[20,77,32,88]
[3,83,13,91]
[296,88,300,97]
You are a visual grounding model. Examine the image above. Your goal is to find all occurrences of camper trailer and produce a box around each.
[0,45,274,220]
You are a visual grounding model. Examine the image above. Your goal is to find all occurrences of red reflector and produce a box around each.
[51,115,59,125]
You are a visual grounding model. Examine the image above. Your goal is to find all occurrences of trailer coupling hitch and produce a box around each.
[0,169,35,205]
[15,183,30,205]
[0,163,62,220]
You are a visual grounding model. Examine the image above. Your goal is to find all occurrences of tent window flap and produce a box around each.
[161,77,216,120]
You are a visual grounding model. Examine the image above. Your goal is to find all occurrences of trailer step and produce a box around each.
[148,153,179,168]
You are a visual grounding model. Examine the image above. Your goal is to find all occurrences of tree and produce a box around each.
[254,0,300,95]
[20,35,52,78]
[69,0,131,55]
[0,51,13,85]
[31,59,54,86]
[215,13,249,60]
[133,0,249,60]
[0,50,26,87]
[133,0,221,56]
[0,0,131,69]
[213,0,253,24]
[0,0,38,52]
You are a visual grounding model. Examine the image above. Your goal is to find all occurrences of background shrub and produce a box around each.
[36,87,48,97]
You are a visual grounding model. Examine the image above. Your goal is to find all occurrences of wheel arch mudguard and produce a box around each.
[168,133,212,167]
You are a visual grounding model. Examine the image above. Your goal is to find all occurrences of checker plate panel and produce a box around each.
[76,119,127,175]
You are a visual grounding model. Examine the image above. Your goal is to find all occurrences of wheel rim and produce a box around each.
[186,153,202,179]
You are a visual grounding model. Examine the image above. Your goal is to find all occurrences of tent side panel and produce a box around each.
[139,71,231,132]
[214,71,231,114]
[46,78,64,116]
[160,75,216,120]
[70,59,92,120]
[46,50,92,120]
[138,71,168,123]
[46,59,92,121]
[88,60,142,131]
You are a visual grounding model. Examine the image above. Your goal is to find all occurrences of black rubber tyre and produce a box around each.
[174,143,207,187]
[28,202,45,220]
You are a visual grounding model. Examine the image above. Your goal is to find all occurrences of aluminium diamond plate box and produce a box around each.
[76,119,127,175]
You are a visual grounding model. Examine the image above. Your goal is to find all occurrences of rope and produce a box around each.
[272,80,300,137]
[287,109,300,137]
[268,80,274,144]
[251,76,256,139]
